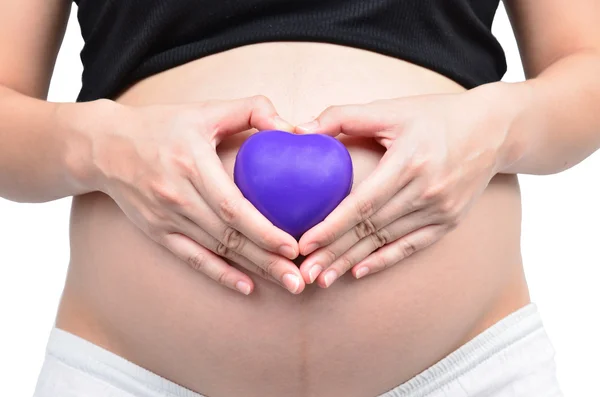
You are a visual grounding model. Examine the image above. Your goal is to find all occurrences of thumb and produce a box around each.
[208,95,294,143]
[295,103,392,138]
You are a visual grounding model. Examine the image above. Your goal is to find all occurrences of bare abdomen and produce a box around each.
[57,42,530,397]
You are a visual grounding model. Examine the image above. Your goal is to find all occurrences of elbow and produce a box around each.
[0,184,54,204]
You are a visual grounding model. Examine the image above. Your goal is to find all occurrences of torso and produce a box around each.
[56,42,529,397]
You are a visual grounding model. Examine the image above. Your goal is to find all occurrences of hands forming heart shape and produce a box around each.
[235,88,516,289]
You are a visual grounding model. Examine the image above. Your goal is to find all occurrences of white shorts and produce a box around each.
[33,303,563,397]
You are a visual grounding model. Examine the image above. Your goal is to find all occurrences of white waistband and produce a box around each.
[379,303,560,396]
[45,328,201,397]
[38,303,561,397]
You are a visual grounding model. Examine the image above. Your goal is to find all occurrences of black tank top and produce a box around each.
[73,0,506,102]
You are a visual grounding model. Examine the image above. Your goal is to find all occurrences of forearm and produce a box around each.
[481,50,600,175]
[0,85,112,202]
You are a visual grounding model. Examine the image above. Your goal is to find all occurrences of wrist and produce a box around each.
[56,98,125,194]
[470,81,537,174]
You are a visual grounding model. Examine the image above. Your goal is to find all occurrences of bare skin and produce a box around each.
[1,1,599,397]
[56,42,530,396]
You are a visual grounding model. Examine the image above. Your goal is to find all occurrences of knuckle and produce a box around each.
[353,219,377,240]
[444,206,460,223]
[187,251,207,272]
[323,105,341,118]
[261,257,281,277]
[208,120,223,137]
[370,229,389,249]
[442,205,462,227]
[371,252,388,270]
[221,227,245,252]
[172,154,200,180]
[317,226,338,247]
[150,180,187,207]
[321,247,338,264]
[216,242,230,257]
[251,95,272,108]
[218,197,240,225]
[406,155,429,176]
[404,198,418,214]
[255,265,271,280]
[421,180,448,202]
[447,217,460,229]
[439,197,458,217]
[354,196,376,222]
[338,255,354,270]
[144,210,159,227]
[216,270,228,286]
[397,239,418,260]
[154,210,172,226]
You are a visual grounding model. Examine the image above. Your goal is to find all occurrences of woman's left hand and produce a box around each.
[295,87,521,288]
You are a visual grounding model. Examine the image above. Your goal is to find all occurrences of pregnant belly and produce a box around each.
[56,42,530,397]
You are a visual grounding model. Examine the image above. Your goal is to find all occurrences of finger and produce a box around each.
[176,211,304,294]
[161,232,255,295]
[299,179,423,283]
[299,148,411,256]
[191,146,300,260]
[367,178,425,229]
[352,224,447,278]
[207,95,294,145]
[222,251,285,288]
[295,102,398,139]
[175,215,281,287]
[314,209,430,288]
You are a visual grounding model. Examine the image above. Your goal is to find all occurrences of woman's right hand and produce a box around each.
[72,96,305,295]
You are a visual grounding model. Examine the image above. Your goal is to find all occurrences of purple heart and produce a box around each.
[234,130,353,239]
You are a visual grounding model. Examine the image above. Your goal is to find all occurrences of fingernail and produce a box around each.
[274,116,294,132]
[296,120,319,134]
[279,245,297,260]
[235,281,252,295]
[282,273,301,293]
[323,269,338,288]
[304,243,319,256]
[355,267,370,279]
[308,265,323,284]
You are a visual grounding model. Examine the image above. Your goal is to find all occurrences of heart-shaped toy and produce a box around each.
[234,130,354,239]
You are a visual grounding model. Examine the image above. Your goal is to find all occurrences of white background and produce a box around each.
[1,4,599,397]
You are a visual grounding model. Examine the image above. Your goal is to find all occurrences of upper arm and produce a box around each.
[0,0,72,99]
[503,0,600,78]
